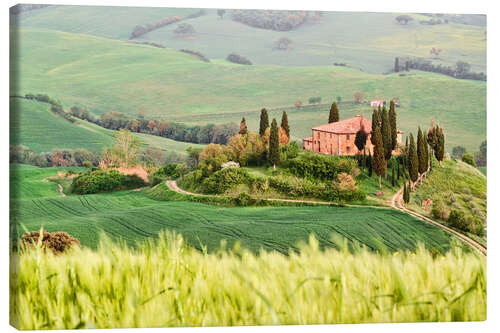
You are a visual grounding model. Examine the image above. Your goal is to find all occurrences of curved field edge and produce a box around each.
[10,232,486,329]
[11,166,458,254]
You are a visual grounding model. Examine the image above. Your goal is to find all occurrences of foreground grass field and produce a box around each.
[10,97,204,154]
[11,29,486,150]
[10,232,486,329]
[11,164,455,254]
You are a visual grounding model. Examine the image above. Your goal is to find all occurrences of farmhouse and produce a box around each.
[370,100,385,108]
[303,115,402,156]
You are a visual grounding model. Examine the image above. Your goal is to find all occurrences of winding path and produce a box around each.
[391,186,486,257]
[166,179,487,257]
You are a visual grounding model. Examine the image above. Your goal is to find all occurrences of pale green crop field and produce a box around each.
[10,29,485,150]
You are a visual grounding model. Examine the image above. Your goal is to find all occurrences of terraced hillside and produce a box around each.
[10,97,205,154]
[10,29,486,150]
[11,165,456,254]
[13,7,486,73]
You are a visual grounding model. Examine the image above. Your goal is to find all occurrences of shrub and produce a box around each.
[226,53,252,65]
[287,153,358,181]
[201,168,251,194]
[71,170,146,195]
[20,230,80,254]
[234,192,256,206]
[447,210,468,231]
[431,199,448,220]
[462,153,476,167]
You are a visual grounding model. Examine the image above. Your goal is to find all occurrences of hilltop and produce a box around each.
[10,29,486,150]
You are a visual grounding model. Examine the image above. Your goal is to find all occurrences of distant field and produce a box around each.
[11,29,486,150]
[11,5,198,40]
[10,97,204,154]
[11,165,455,253]
[13,7,486,73]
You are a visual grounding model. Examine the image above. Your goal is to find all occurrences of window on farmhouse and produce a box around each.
[346,146,350,152]
[346,134,350,140]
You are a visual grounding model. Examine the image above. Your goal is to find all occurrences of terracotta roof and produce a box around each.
[303,136,313,141]
[312,115,372,134]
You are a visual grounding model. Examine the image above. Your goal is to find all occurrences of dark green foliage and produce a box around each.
[71,170,145,195]
[397,160,401,180]
[370,108,381,145]
[287,152,358,181]
[408,133,419,183]
[381,107,392,161]
[259,108,269,136]
[417,127,427,175]
[447,210,467,231]
[201,167,251,194]
[226,53,252,65]
[389,100,397,150]
[149,163,181,185]
[391,163,395,187]
[328,102,339,123]
[436,131,445,162]
[268,118,280,167]
[354,129,368,152]
[462,153,476,167]
[281,111,290,138]
[368,151,373,177]
[372,127,386,187]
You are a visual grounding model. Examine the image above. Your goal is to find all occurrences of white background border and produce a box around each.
[2,0,497,332]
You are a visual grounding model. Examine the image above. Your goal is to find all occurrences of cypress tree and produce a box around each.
[389,100,397,150]
[403,182,407,203]
[436,131,445,165]
[268,118,280,169]
[371,108,381,145]
[394,57,399,72]
[381,106,392,161]
[391,162,395,187]
[368,150,373,177]
[417,127,427,180]
[281,111,290,139]
[372,126,386,189]
[355,128,367,153]
[328,102,339,123]
[239,117,248,135]
[259,108,269,136]
[408,133,419,189]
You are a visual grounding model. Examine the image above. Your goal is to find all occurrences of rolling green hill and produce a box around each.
[13,7,486,73]
[11,165,456,253]
[10,29,486,150]
[11,5,198,40]
[10,97,205,154]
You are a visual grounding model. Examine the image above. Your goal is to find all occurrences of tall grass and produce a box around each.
[10,232,486,329]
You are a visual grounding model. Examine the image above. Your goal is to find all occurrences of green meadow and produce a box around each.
[11,165,455,254]
[14,8,486,73]
[10,28,486,150]
[10,97,204,154]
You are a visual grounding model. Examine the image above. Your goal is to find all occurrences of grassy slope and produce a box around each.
[409,159,486,219]
[11,5,198,40]
[10,29,486,150]
[11,165,455,254]
[14,8,486,73]
[10,97,204,154]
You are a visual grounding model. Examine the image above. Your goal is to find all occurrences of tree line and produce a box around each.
[394,57,486,81]
[230,9,322,31]
[68,107,238,145]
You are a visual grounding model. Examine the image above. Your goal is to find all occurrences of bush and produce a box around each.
[447,210,468,231]
[431,199,448,220]
[462,153,476,167]
[287,153,358,181]
[20,230,80,254]
[71,170,146,195]
[201,168,251,194]
[234,192,256,206]
[226,53,252,65]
